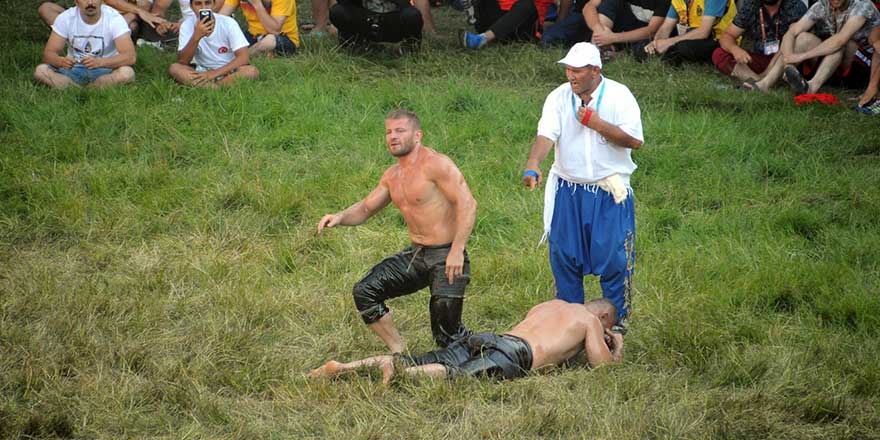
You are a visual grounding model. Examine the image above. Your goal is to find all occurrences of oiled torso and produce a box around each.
[384,148,457,246]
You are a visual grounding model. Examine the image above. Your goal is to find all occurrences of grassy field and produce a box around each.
[2,1,880,438]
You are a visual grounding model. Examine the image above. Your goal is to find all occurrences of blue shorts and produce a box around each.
[548,178,636,324]
[244,30,298,56]
[53,64,113,85]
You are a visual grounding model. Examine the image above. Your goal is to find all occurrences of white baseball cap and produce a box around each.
[557,42,602,69]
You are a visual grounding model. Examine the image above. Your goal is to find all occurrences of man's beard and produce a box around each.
[390,138,416,157]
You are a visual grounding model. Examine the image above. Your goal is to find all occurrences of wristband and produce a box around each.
[523,170,539,179]
[580,110,593,126]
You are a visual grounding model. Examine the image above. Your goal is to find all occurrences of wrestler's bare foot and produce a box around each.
[380,358,396,385]
[308,360,343,379]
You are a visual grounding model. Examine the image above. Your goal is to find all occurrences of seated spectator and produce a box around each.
[541,0,668,49]
[38,0,167,37]
[147,0,223,36]
[641,0,737,64]
[34,0,136,89]
[713,0,806,85]
[854,25,879,113]
[169,0,259,87]
[460,0,554,49]
[219,0,300,57]
[753,0,879,94]
[330,0,423,53]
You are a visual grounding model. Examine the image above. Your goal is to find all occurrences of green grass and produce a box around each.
[2,1,880,438]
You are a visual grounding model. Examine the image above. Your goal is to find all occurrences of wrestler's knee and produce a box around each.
[352,280,387,324]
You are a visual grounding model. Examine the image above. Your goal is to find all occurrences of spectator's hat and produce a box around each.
[558,42,602,69]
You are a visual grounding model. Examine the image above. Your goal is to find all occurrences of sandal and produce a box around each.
[783,65,809,95]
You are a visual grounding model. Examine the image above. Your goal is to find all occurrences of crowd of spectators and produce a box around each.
[32,0,880,113]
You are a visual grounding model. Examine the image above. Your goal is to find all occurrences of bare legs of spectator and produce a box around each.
[168,63,259,88]
[859,27,880,106]
[34,64,135,89]
[38,2,63,26]
[311,0,338,35]
[249,34,277,57]
[755,32,820,92]
[804,40,855,94]
[413,0,437,35]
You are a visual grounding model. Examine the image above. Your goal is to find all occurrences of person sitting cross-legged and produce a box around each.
[712,0,806,87]
[219,0,300,57]
[34,0,136,89]
[753,0,880,95]
[461,0,555,49]
[169,0,258,87]
[309,298,623,384]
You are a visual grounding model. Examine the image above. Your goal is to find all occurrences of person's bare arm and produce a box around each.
[583,0,604,31]
[785,16,865,64]
[653,16,676,40]
[583,314,620,366]
[219,3,237,15]
[42,32,75,69]
[105,0,168,28]
[316,178,393,234]
[430,156,477,284]
[610,15,666,43]
[576,107,642,149]
[248,0,286,34]
[82,34,136,69]
[654,14,716,52]
[522,135,554,190]
[719,24,749,65]
[177,17,212,64]
[779,15,813,58]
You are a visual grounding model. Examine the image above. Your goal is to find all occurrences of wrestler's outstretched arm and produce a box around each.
[316,174,392,234]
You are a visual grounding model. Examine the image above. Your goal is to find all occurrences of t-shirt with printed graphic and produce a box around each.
[223,0,299,46]
[805,0,880,47]
[178,14,249,70]
[51,5,130,61]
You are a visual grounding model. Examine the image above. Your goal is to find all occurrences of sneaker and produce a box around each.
[783,65,809,95]
[136,38,163,50]
[461,31,485,49]
[853,99,880,115]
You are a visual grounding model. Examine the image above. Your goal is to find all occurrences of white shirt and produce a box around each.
[178,14,249,70]
[179,0,196,20]
[536,77,644,242]
[537,77,643,186]
[51,5,130,60]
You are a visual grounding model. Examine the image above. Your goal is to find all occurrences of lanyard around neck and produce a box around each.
[570,78,606,121]
[758,7,780,42]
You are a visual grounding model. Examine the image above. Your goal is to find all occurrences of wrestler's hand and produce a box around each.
[316,213,342,235]
[605,328,624,360]
[522,168,542,191]
[445,250,464,284]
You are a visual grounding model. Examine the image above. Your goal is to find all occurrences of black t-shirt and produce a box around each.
[577,0,671,18]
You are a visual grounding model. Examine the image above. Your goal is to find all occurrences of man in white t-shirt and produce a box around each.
[521,42,643,333]
[34,0,136,89]
[169,0,259,87]
[38,0,168,37]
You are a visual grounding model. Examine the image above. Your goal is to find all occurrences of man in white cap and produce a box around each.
[521,42,643,332]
